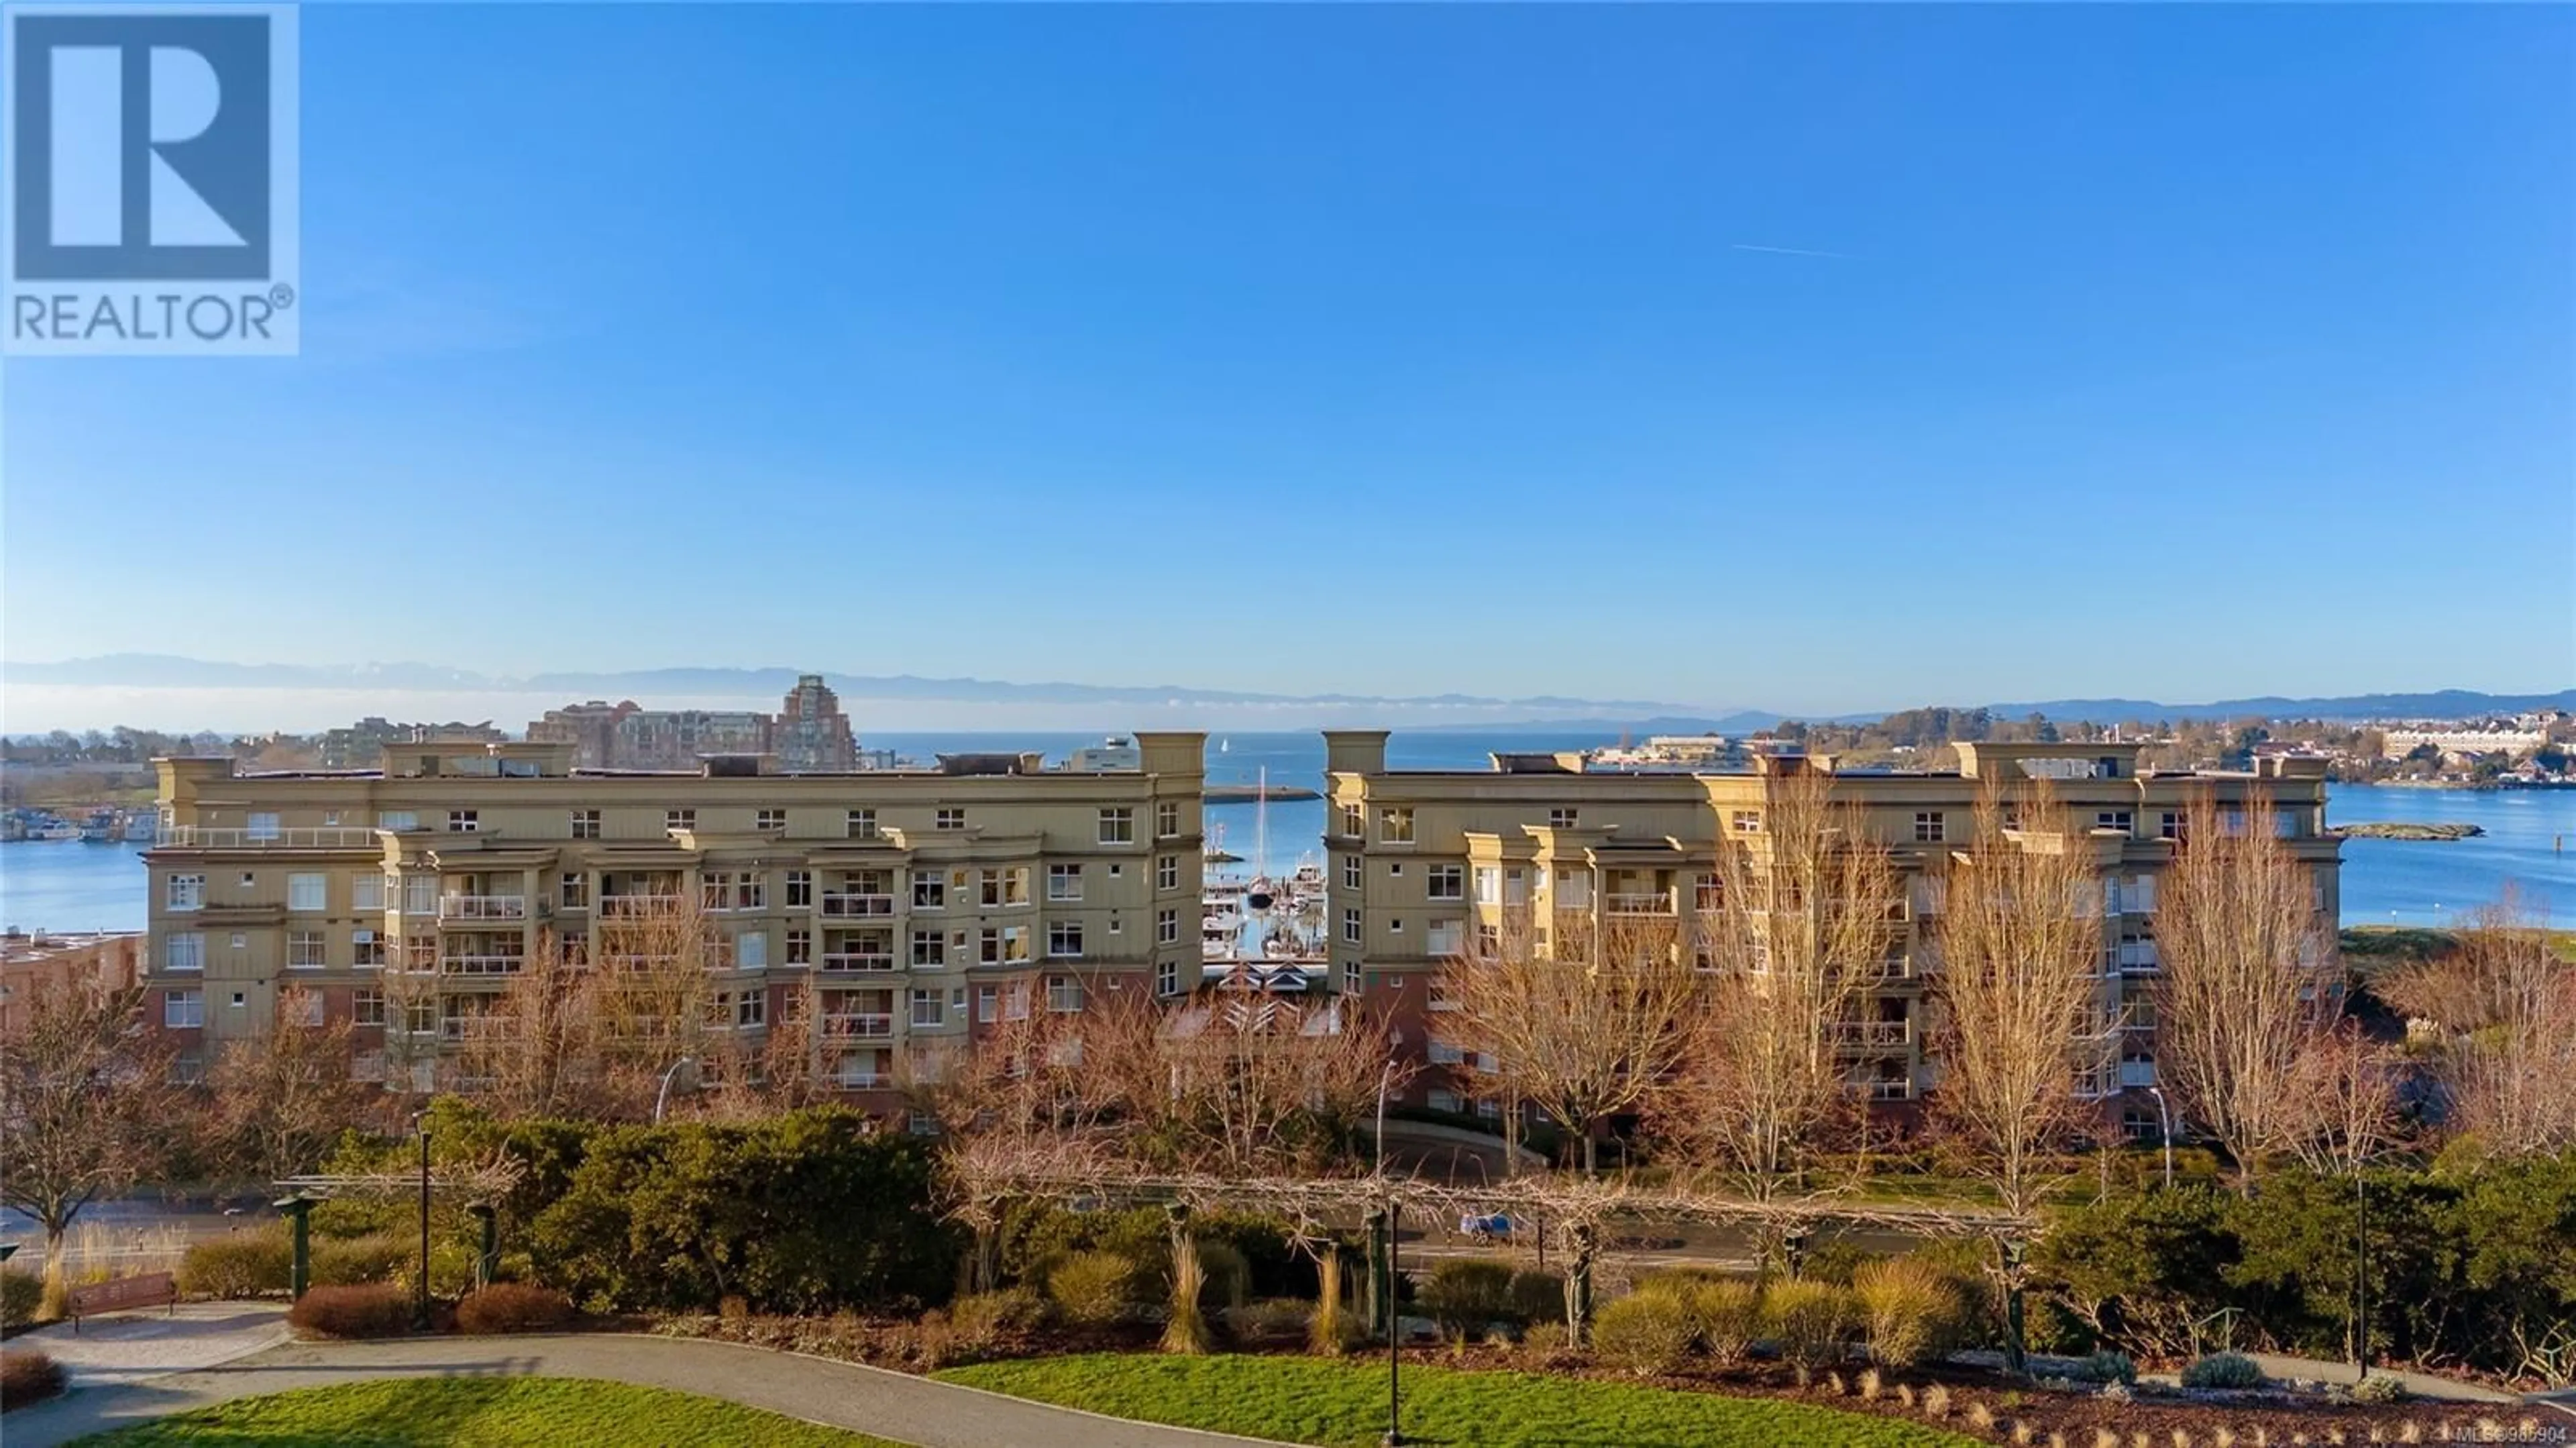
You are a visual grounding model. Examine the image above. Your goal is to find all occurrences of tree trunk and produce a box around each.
[1580,1127,1599,1178]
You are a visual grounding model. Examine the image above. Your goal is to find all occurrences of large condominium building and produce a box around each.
[1322,732,2342,1140]
[142,733,1206,1108]
[525,674,863,774]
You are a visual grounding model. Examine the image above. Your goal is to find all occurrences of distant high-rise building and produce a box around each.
[772,674,859,774]
[528,674,862,773]
[319,718,506,770]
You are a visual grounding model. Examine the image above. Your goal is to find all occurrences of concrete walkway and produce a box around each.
[11,1302,292,1388]
[3,1332,1296,1448]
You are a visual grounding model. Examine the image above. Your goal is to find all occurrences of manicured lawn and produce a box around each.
[70,1378,908,1447]
[936,1353,1982,1448]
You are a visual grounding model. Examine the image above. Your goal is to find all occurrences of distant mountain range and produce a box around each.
[5,656,2566,731]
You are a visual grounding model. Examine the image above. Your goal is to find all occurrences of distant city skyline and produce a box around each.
[4,5,2569,707]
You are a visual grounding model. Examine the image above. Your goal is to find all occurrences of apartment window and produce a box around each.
[912,870,945,909]
[164,988,203,1028]
[665,809,695,834]
[736,931,767,969]
[239,872,256,890]
[912,988,945,1027]
[1548,807,1579,829]
[847,808,878,839]
[1156,958,1180,997]
[912,930,945,967]
[1914,811,1945,843]
[1046,976,1082,1014]
[1379,807,1415,844]
[1343,958,1363,996]
[1157,800,1182,839]
[1097,807,1136,845]
[979,926,1030,965]
[570,809,600,839]
[1342,908,1362,944]
[378,810,419,832]
[354,988,385,1027]
[1156,855,1180,892]
[779,870,810,909]
[1047,864,1083,902]
[1474,867,1500,906]
[1157,907,1180,945]
[736,991,766,1029]
[1391,918,1405,935]
[166,874,204,911]
[786,927,811,966]
[448,810,478,833]
[1338,803,1364,838]
[287,874,326,912]
[561,930,587,966]
[1732,811,1762,835]
[247,811,280,841]
[1427,919,1464,957]
[1427,864,1464,900]
[1388,862,1403,878]
[164,933,204,973]
[757,808,788,832]
[352,929,384,968]
[287,929,325,969]
[979,868,1028,907]
[2096,810,2133,834]
[2159,811,2185,841]
[735,874,766,911]
[935,808,966,831]
[1049,921,1084,959]
[351,874,383,912]
[1505,868,1527,907]
[294,991,325,1027]
[1474,921,1499,956]
[970,984,995,1023]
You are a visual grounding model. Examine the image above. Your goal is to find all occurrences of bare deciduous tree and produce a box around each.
[0,979,186,1298]
[1927,781,2110,1219]
[1654,766,1903,1209]
[2153,788,2338,1184]
[2381,894,2576,1156]
[2281,1019,2402,1176]
[209,986,377,1182]
[449,933,602,1119]
[1437,907,1697,1175]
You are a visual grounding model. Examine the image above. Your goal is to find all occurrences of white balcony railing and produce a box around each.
[437,895,526,923]
[600,894,686,917]
[822,1013,895,1039]
[820,952,896,972]
[1862,1078,1915,1100]
[1606,892,1674,915]
[156,825,381,850]
[818,892,896,919]
[439,954,525,975]
[1835,1019,1913,1049]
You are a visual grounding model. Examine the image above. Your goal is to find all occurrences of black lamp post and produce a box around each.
[1374,1060,1402,1448]
[273,1194,319,1300]
[412,1113,433,1332]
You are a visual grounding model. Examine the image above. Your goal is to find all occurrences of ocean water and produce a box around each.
[5,732,2565,933]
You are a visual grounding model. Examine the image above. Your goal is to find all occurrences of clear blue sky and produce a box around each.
[4,3,2569,716]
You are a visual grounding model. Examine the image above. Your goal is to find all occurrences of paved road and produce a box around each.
[3,1332,1296,1448]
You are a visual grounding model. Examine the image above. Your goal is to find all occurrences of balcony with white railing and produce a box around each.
[156,825,382,851]
[1606,892,1674,916]
[437,895,527,923]
[1861,1077,1915,1100]
[822,1013,895,1039]
[820,952,896,972]
[439,1016,514,1042]
[1834,1019,1913,1050]
[599,894,686,918]
[439,953,525,975]
[2116,940,2160,974]
[818,892,897,919]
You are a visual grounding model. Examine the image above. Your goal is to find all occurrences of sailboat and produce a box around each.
[1219,739,1230,754]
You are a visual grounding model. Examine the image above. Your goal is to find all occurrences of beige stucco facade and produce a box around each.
[1322,732,2342,1134]
[142,734,1206,1101]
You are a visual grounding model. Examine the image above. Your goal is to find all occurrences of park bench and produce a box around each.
[66,1271,178,1332]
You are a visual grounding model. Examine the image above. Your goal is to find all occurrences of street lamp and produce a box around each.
[410,1110,432,1332]
[2145,1086,2175,1190]
[653,1057,697,1123]
[1373,1059,1403,1448]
